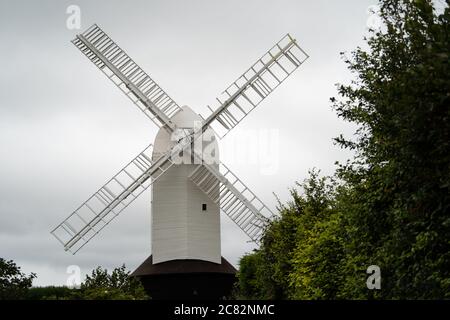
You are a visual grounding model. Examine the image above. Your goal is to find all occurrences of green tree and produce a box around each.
[235,171,342,299]
[332,0,450,299]
[26,286,74,300]
[76,265,148,300]
[0,258,36,300]
[285,171,344,299]
[235,251,265,299]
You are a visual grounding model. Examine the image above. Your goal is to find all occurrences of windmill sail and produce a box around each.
[51,144,174,253]
[188,162,273,241]
[203,34,309,138]
[72,24,181,130]
[52,25,308,254]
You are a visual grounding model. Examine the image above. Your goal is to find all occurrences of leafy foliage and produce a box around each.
[332,0,450,299]
[26,286,74,300]
[75,265,148,300]
[235,0,449,300]
[2,262,148,300]
[0,258,36,300]
[236,171,343,299]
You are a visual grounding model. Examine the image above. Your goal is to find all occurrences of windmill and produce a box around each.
[51,24,308,299]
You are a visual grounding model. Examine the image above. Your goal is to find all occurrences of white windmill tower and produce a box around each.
[51,24,308,299]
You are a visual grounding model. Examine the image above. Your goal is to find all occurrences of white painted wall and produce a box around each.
[151,106,221,264]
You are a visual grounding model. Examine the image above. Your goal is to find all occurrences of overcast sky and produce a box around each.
[0,0,377,286]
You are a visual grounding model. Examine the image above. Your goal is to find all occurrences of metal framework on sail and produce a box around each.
[51,24,308,253]
[72,24,181,130]
[203,34,309,138]
[51,144,174,253]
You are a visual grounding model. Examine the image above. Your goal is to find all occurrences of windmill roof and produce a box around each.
[131,255,237,277]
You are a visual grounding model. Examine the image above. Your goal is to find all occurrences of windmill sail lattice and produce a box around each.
[72,24,181,130]
[52,24,308,254]
[51,145,174,253]
[203,34,309,138]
